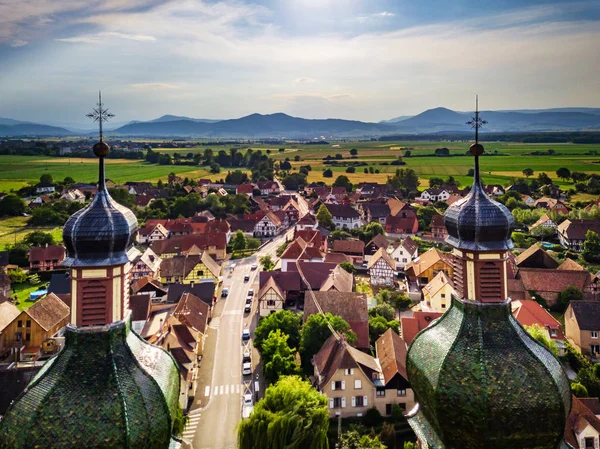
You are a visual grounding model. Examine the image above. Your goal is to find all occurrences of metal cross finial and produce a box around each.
[86,91,115,142]
[466,95,487,144]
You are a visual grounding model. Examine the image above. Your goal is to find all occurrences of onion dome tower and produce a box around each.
[0,93,182,449]
[405,98,571,449]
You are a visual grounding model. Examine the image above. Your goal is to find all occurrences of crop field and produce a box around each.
[1,140,600,193]
[0,216,63,250]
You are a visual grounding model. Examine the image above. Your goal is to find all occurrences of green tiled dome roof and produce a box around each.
[0,318,181,449]
[406,297,571,449]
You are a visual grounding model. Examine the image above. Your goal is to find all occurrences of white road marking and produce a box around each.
[236,384,240,394]
[204,386,210,397]
[225,385,229,395]
[214,387,219,396]
[220,385,224,395]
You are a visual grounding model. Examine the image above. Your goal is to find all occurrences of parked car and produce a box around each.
[242,329,250,341]
[251,264,258,270]
[244,303,251,313]
[242,362,252,375]
[243,393,253,407]
[244,274,250,282]
[243,351,251,363]
[221,287,229,297]
[245,297,252,306]
[248,288,254,297]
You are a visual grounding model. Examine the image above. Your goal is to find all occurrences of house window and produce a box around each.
[25,332,31,342]
[354,379,362,389]
[354,396,364,407]
[26,320,31,328]
[376,388,385,397]
[17,320,22,328]
[592,331,599,339]
[197,270,204,277]
[397,389,406,397]
[333,398,342,408]
[345,368,354,375]
[585,437,595,449]
[440,293,445,298]
[402,258,407,263]
[441,303,446,309]
[334,381,344,390]
[550,329,557,337]
[592,345,600,356]
[267,300,276,307]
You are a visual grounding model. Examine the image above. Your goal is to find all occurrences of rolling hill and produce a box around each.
[0,123,73,137]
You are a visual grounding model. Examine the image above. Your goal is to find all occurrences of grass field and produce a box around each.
[0,216,63,250]
[2,141,600,193]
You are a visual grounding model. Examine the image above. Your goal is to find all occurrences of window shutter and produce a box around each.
[341,381,345,390]
[351,369,355,375]
[580,438,585,449]
[331,381,335,391]
[363,396,368,406]
[341,397,346,408]
[595,437,599,449]
[351,397,356,407]
[329,398,334,409]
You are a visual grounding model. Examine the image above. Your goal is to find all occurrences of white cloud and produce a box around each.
[372,11,395,17]
[56,31,156,43]
[10,39,28,47]
[295,77,315,84]
[130,83,179,90]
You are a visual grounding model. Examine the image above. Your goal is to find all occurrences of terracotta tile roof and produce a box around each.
[387,198,410,217]
[131,277,167,295]
[151,233,227,255]
[137,247,161,273]
[400,311,443,345]
[558,219,600,241]
[430,214,445,228]
[564,396,600,448]
[173,292,210,334]
[257,276,285,300]
[259,271,302,292]
[422,271,454,298]
[528,213,553,231]
[0,302,20,331]
[297,214,317,225]
[319,265,353,293]
[507,278,527,301]
[405,248,449,277]
[518,268,591,295]
[303,291,369,348]
[368,233,390,250]
[375,328,408,384]
[134,195,153,207]
[364,203,390,219]
[445,195,462,206]
[385,214,418,233]
[227,218,258,233]
[516,245,559,269]
[166,281,215,306]
[332,239,364,255]
[281,237,323,261]
[290,261,339,290]
[511,299,564,339]
[325,204,360,219]
[579,398,600,415]
[313,335,380,388]
[558,258,586,271]
[294,229,323,247]
[401,236,419,255]
[28,245,66,263]
[160,255,202,278]
[367,247,395,270]
[26,293,70,332]
[569,301,600,331]
[130,294,152,322]
[236,184,254,194]
[323,253,352,264]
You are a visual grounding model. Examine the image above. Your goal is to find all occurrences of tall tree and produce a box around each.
[556,167,571,181]
[39,173,53,185]
[300,313,357,369]
[254,310,302,352]
[261,330,301,385]
[583,230,600,263]
[23,231,55,247]
[522,168,534,178]
[238,376,329,449]
[231,230,247,251]
[0,194,26,217]
[316,204,334,230]
[260,255,275,271]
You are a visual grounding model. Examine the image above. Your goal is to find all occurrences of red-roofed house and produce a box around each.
[511,299,565,340]
[280,237,324,272]
[29,245,66,272]
[236,184,255,196]
[400,311,443,345]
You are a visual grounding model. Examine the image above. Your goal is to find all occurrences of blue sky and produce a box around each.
[1,0,599,126]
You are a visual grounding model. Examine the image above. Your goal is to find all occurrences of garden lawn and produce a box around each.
[0,216,63,250]
[12,283,41,311]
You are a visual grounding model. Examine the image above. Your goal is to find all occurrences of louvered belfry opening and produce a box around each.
[478,261,502,302]
[80,280,109,326]
[452,255,465,298]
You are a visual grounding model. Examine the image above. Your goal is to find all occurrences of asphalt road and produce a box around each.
[182,230,292,449]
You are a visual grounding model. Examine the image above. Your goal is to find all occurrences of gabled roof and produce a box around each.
[260,270,302,292]
[28,245,66,263]
[564,396,600,448]
[297,214,317,225]
[294,229,322,247]
[137,247,161,273]
[579,398,600,415]
[0,301,21,331]
[385,214,418,231]
[227,218,258,233]
[257,276,285,300]
[364,203,390,218]
[401,236,419,255]
[422,271,454,299]
[313,335,380,388]
[569,301,600,331]
[323,253,353,264]
[26,293,70,332]
[48,272,71,296]
[516,245,559,269]
[151,233,227,255]
[132,277,167,296]
[130,294,152,322]
[529,213,554,230]
[173,292,210,334]
[280,237,323,261]
[405,248,450,277]
[558,219,600,241]
[325,204,360,219]
[261,211,282,227]
[332,239,364,254]
[400,311,443,345]
[558,258,586,271]
[375,328,408,384]
[518,268,591,294]
[319,265,353,293]
[367,247,395,270]
[511,299,564,339]
[367,233,390,250]
[303,291,369,348]
[430,214,445,228]
[166,280,215,306]
[290,261,339,290]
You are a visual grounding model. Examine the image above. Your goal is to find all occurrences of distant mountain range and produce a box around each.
[2,107,600,138]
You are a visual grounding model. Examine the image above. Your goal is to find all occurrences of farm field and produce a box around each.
[0,216,63,250]
[1,140,600,193]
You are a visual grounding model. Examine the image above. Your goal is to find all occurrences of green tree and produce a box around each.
[323,168,333,178]
[511,232,536,249]
[380,422,396,449]
[583,230,600,263]
[429,177,444,188]
[300,313,357,369]
[376,289,411,311]
[7,242,29,267]
[210,162,221,174]
[350,148,358,156]
[254,310,302,352]
[276,242,289,257]
[346,166,356,174]
[363,406,383,427]
[231,230,247,251]
[63,176,75,186]
[316,204,334,230]
[524,324,559,357]
[340,428,386,449]
[262,330,301,384]
[39,173,53,185]
[571,382,589,398]
[8,268,28,284]
[260,255,275,271]
[557,286,584,312]
[108,188,134,207]
[339,261,355,274]
[522,168,534,178]
[368,303,395,321]
[0,194,26,216]
[237,376,329,449]
[576,365,600,398]
[369,315,399,345]
[23,231,55,247]
[556,167,571,181]
[404,443,417,449]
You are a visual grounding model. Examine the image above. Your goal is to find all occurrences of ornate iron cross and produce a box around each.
[86,91,115,141]
[466,95,487,143]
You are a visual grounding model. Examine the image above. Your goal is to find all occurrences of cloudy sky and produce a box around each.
[1,0,599,126]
